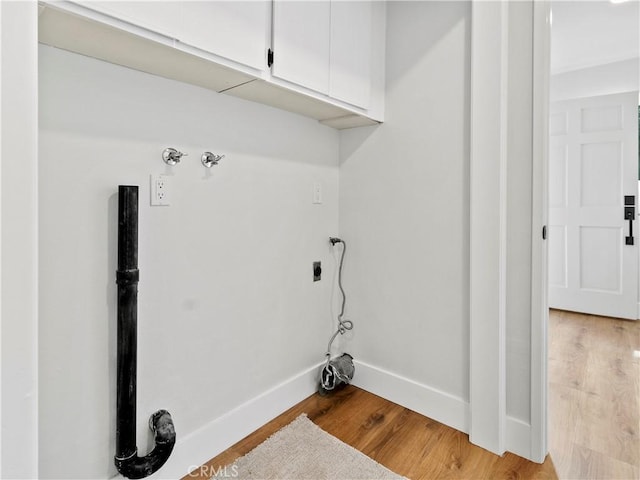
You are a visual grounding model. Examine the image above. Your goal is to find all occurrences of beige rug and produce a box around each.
[216,414,407,479]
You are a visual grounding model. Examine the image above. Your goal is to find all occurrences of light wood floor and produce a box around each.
[185,309,639,480]
[185,386,557,480]
[548,309,639,480]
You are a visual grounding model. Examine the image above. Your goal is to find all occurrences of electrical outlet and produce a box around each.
[150,174,171,206]
[312,182,322,204]
[313,261,322,282]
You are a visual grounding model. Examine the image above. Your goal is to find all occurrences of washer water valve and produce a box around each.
[162,148,187,166]
[201,152,225,168]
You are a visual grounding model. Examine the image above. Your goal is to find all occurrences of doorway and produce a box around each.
[547,1,640,477]
[548,1,640,320]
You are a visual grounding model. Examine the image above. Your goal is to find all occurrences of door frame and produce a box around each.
[530,0,551,463]
[469,0,550,462]
[0,1,40,477]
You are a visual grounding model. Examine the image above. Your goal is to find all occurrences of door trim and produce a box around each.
[530,0,551,463]
[469,0,509,456]
[0,1,40,476]
[470,0,550,461]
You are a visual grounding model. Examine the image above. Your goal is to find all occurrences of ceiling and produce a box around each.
[551,0,639,74]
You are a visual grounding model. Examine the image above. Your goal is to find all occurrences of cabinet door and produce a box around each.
[271,0,330,94]
[329,1,371,109]
[178,1,270,71]
[80,2,181,37]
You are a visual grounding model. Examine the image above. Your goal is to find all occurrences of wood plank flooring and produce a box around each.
[548,309,640,480]
[185,386,557,480]
[185,309,639,480]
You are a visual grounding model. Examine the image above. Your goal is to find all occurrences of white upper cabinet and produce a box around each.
[81,1,270,72]
[80,2,181,37]
[329,1,372,109]
[271,1,331,95]
[176,1,270,72]
[40,0,385,127]
[271,0,373,109]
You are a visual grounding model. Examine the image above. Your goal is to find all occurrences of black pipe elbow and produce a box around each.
[115,410,176,479]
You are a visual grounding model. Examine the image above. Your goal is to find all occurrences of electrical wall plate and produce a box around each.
[312,182,322,204]
[313,261,322,281]
[150,174,171,206]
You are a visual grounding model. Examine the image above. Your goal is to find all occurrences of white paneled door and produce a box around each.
[549,91,639,320]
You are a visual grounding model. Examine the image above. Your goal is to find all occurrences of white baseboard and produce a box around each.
[352,360,534,462]
[132,358,534,479]
[351,360,470,434]
[145,362,323,480]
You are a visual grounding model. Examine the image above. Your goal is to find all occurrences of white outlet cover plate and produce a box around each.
[312,182,322,204]
[150,174,171,206]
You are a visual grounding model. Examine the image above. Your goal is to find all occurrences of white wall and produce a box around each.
[340,1,540,452]
[550,58,639,102]
[1,2,39,478]
[31,3,547,475]
[340,1,471,407]
[38,45,339,479]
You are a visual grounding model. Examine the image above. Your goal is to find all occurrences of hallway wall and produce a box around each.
[550,58,639,102]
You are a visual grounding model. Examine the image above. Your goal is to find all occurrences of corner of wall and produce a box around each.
[352,360,469,435]
[147,363,322,479]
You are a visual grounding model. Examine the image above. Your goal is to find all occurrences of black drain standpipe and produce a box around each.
[115,185,176,479]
